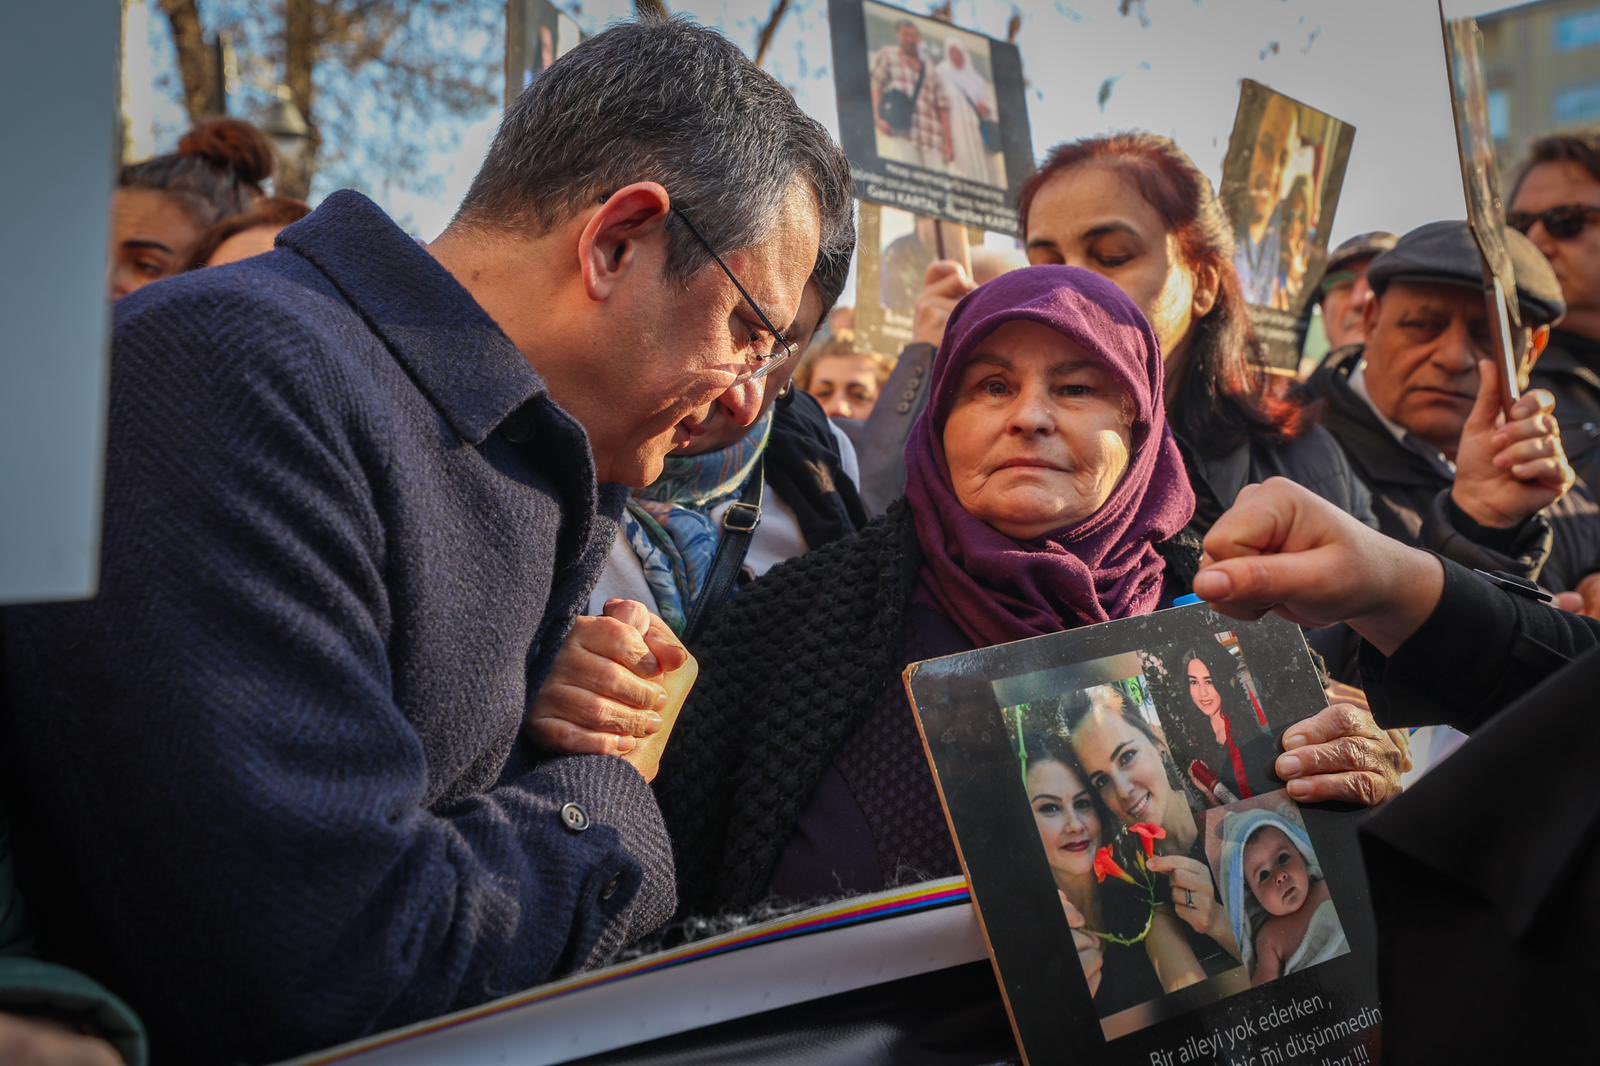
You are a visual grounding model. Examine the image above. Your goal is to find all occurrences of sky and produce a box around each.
[125,0,1530,275]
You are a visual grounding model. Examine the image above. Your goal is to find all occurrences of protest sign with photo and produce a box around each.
[854,202,985,358]
[505,0,583,103]
[904,605,1380,1064]
[1440,4,1525,410]
[829,0,1033,235]
[1218,80,1356,373]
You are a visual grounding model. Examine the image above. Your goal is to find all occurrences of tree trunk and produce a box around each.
[277,0,320,200]
[633,0,669,19]
[157,0,218,122]
[753,0,791,68]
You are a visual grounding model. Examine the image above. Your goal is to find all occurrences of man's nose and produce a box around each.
[1433,319,1481,373]
[717,378,765,429]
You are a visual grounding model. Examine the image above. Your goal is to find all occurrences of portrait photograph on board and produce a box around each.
[1218,80,1355,371]
[904,606,1379,1062]
[830,0,1033,233]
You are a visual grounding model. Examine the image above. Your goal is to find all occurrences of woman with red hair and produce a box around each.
[1015,132,1374,535]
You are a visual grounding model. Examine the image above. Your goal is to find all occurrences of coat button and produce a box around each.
[560,802,590,832]
[600,875,621,901]
[896,401,911,414]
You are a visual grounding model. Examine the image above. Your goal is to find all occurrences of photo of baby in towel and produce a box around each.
[1205,793,1350,986]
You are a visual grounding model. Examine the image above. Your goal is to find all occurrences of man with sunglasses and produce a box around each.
[1510,131,1600,505]
[1313,231,1397,352]
[2,17,853,1064]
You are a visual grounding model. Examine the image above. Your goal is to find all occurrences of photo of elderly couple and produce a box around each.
[996,635,1349,1037]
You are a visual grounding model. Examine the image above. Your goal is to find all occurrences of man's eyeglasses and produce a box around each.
[671,205,795,384]
[1507,204,1600,241]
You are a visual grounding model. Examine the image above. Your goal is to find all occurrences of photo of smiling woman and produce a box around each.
[1019,723,1207,1017]
[1173,639,1274,804]
[1064,685,1243,976]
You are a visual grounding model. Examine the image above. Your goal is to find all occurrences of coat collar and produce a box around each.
[1536,330,1600,395]
[1318,347,1448,491]
[277,190,546,446]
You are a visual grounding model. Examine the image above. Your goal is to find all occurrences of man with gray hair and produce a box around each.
[2,16,852,1064]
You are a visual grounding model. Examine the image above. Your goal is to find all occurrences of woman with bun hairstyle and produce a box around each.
[111,118,275,299]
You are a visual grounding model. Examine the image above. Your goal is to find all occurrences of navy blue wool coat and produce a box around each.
[2,192,674,1063]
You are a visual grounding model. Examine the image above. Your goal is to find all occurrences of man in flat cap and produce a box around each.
[1312,220,1600,592]
[1315,230,1398,352]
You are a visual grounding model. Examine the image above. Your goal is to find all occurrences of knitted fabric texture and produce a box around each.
[2,191,675,1063]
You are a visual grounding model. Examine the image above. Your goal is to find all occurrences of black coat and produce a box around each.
[1313,345,1600,591]
[655,501,1200,917]
[1358,560,1600,1063]
[1531,329,1600,494]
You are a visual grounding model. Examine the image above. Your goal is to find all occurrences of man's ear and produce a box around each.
[1519,324,1552,386]
[1191,261,1221,319]
[578,182,672,302]
[1361,291,1382,336]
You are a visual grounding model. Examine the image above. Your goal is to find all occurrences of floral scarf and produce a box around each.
[622,411,773,633]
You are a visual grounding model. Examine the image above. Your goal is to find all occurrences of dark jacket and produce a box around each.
[656,501,1200,917]
[1531,328,1600,494]
[1357,560,1600,1063]
[0,192,674,1063]
[764,388,869,553]
[1311,344,1600,590]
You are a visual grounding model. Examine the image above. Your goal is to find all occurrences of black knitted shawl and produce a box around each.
[655,501,1201,918]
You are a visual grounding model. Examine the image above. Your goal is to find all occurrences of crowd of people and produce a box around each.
[3,13,1599,1065]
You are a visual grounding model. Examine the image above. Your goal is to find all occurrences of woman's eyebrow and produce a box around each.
[968,352,1013,371]
[1081,221,1141,241]
[1109,740,1134,761]
[1049,360,1099,375]
[1030,792,1062,803]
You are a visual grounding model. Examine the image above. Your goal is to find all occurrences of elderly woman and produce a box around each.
[533,268,1406,925]
[655,266,1199,916]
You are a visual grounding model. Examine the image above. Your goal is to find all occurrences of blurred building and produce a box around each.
[1480,0,1600,179]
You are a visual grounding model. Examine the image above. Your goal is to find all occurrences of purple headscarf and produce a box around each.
[903,265,1195,648]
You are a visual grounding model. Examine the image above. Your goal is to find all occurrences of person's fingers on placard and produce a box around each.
[1276,705,1402,806]
[1464,357,1505,434]
[1323,681,1371,715]
[1492,432,1557,470]
[1387,728,1415,775]
[1511,455,1576,494]
[1508,386,1557,423]
[526,715,638,757]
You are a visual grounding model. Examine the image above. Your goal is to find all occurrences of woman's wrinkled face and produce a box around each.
[1243,826,1310,917]
[109,188,203,300]
[1072,706,1173,829]
[1028,758,1102,882]
[1025,163,1199,360]
[941,320,1133,541]
[1186,659,1221,719]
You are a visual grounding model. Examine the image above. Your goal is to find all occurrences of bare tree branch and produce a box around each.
[156,0,219,121]
[278,0,320,199]
[634,0,669,18]
[753,0,791,68]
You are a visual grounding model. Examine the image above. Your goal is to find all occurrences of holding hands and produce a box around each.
[525,599,689,781]
[1451,359,1574,529]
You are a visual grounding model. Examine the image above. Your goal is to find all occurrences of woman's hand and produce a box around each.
[1275,702,1407,806]
[1059,892,1104,998]
[524,599,688,781]
[1145,854,1238,960]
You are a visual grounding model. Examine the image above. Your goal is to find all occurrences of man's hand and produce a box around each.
[911,260,978,348]
[1451,359,1574,528]
[525,599,688,781]
[1275,703,1408,805]
[1194,478,1445,656]
[1553,572,1600,619]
